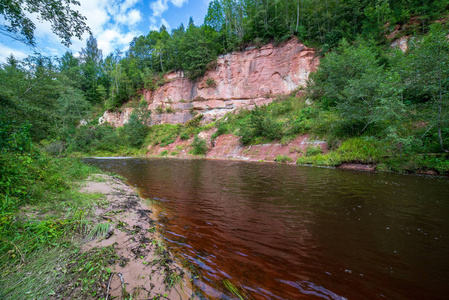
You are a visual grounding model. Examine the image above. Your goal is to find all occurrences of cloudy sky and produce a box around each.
[0,0,211,62]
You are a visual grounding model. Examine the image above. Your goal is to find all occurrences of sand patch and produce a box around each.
[79,174,193,299]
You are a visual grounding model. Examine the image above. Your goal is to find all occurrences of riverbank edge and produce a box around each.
[77,173,194,299]
[0,171,193,300]
[85,154,448,179]
[141,132,449,176]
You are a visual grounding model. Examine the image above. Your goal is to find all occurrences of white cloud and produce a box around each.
[97,28,138,55]
[149,0,188,30]
[69,0,142,55]
[0,44,28,62]
[77,0,110,34]
[121,0,140,12]
[150,0,169,18]
[117,9,142,26]
[150,0,188,17]
[171,0,188,7]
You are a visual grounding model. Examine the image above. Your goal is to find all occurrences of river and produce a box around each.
[85,158,449,300]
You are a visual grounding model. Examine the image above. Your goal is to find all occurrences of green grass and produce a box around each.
[0,147,122,297]
[297,137,384,166]
[0,244,78,299]
[57,245,118,298]
[86,222,110,241]
[275,155,293,163]
[223,279,250,300]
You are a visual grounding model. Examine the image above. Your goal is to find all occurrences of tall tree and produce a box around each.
[407,24,449,151]
[80,36,103,104]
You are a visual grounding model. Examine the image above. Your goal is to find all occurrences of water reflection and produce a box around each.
[85,158,449,300]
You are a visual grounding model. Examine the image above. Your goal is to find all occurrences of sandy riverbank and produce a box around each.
[78,174,192,299]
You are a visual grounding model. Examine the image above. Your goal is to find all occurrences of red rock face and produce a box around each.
[102,39,318,127]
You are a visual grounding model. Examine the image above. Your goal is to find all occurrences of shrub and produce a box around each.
[180,132,190,140]
[280,136,294,145]
[239,106,283,145]
[160,136,175,147]
[305,145,323,157]
[123,108,151,148]
[155,105,164,114]
[189,136,208,156]
[206,78,216,87]
[159,150,168,156]
[275,155,293,163]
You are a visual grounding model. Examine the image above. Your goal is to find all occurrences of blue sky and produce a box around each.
[0,0,211,62]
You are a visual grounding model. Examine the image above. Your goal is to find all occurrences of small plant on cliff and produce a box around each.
[155,105,164,114]
[165,106,174,113]
[189,136,208,156]
[206,78,216,88]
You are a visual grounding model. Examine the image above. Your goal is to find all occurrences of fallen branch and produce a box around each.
[105,273,114,300]
[118,272,126,297]
[101,215,114,221]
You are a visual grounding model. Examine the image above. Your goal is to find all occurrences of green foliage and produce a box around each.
[297,137,384,166]
[309,39,404,135]
[58,245,118,298]
[206,77,216,87]
[222,279,250,300]
[213,98,315,145]
[381,154,449,174]
[0,0,90,47]
[123,108,152,148]
[404,24,449,151]
[146,124,181,147]
[180,132,190,140]
[1,143,98,278]
[86,223,110,241]
[67,124,122,154]
[305,145,323,157]
[275,155,293,163]
[190,136,208,156]
[239,106,283,145]
[165,105,174,113]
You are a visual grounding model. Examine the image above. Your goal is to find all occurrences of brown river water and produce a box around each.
[84,158,449,300]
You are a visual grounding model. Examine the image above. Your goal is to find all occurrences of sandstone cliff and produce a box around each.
[100,39,318,127]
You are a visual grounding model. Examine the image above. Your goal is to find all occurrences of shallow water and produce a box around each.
[85,158,449,299]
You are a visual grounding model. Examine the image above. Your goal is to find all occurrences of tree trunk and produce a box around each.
[296,0,299,32]
[438,55,444,151]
